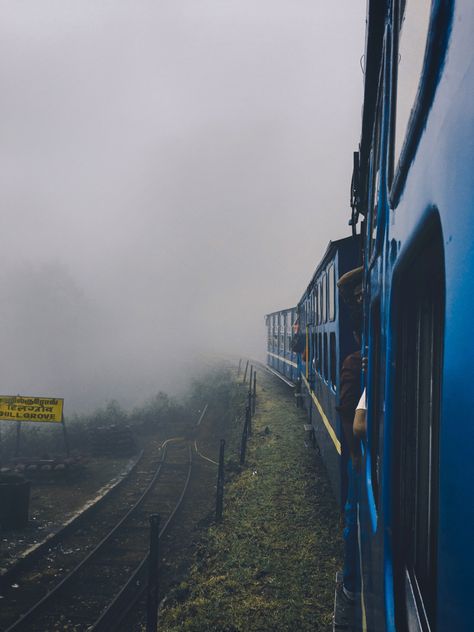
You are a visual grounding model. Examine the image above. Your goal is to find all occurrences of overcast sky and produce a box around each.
[0,1,366,412]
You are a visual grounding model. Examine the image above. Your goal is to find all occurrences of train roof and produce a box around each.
[304,236,357,293]
[265,236,359,319]
[265,305,296,319]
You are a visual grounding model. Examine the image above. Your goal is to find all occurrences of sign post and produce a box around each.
[61,416,70,457]
[0,396,64,423]
[0,396,65,457]
[14,421,21,458]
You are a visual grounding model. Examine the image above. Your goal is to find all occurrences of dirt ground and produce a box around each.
[0,454,135,575]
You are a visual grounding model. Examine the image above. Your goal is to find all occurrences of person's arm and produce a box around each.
[337,353,362,459]
[353,389,367,439]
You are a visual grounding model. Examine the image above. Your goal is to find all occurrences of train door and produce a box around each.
[390,218,444,632]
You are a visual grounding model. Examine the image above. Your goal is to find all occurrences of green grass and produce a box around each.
[159,368,342,631]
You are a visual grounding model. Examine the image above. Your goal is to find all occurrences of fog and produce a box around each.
[0,1,365,412]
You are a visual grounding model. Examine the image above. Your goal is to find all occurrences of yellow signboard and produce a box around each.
[0,396,64,423]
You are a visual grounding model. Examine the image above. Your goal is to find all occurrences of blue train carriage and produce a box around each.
[296,236,360,508]
[351,1,474,631]
[265,306,299,385]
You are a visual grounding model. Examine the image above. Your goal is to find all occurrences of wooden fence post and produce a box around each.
[215,439,225,522]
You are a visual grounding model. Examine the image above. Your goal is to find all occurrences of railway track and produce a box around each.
[2,438,192,632]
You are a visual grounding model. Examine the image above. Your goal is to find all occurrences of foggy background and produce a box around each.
[0,1,365,412]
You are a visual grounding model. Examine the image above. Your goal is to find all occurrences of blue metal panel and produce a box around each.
[356,2,472,631]
[266,4,472,630]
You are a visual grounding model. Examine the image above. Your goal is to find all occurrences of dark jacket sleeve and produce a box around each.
[336,351,362,425]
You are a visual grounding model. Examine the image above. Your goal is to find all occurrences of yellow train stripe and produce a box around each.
[301,375,341,455]
[267,352,297,368]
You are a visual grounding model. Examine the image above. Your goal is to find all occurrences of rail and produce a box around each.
[91,443,193,631]
[5,439,192,632]
[0,448,145,592]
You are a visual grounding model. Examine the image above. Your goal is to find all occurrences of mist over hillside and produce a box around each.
[0,1,366,412]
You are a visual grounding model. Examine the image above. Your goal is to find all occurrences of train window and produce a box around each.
[282,313,287,352]
[322,273,327,322]
[323,332,328,380]
[393,0,432,175]
[318,333,321,375]
[368,84,383,261]
[318,282,322,324]
[315,290,319,325]
[328,264,336,321]
[393,221,444,632]
[281,314,285,352]
[319,333,323,377]
[329,332,336,388]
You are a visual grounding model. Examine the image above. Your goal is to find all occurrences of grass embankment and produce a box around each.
[159,366,342,631]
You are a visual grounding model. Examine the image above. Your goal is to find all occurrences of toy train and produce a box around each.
[265,2,473,631]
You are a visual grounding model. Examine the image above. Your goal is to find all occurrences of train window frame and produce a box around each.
[317,332,322,375]
[276,315,279,348]
[367,58,385,267]
[323,332,328,381]
[321,272,327,323]
[328,264,336,321]
[311,332,317,375]
[287,314,292,352]
[390,1,454,206]
[390,0,432,190]
[329,332,337,390]
[317,282,322,325]
[279,315,282,346]
[288,313,292,349]
[391,212,444,632]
